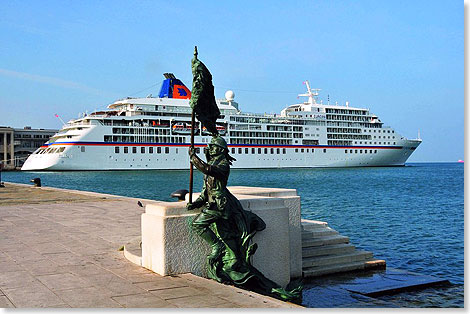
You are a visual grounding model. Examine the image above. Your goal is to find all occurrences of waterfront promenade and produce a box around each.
[0,183,299,308]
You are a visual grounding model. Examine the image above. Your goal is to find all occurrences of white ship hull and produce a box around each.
[22,139,420,171]
[22,76,422,171]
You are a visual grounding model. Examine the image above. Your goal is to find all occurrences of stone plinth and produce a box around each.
[141,189,297,288]
[228,187,302,279]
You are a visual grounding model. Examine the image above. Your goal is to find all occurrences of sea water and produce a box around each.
[2,163,464,307]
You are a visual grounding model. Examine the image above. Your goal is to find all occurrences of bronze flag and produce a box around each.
[189,47,221,135]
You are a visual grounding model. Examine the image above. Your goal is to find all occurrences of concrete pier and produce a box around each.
[0,183,300,308]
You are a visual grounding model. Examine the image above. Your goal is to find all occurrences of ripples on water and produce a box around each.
[3,163,463,307]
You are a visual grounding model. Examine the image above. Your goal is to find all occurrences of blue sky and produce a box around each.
[0,1,463,162]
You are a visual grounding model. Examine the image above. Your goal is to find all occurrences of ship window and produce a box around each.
[124,147,129,153]
[370,150,373,153]
[312,149,314,153]
[232,148,235,154]
[375,150,377,153]
[295,148,298,153]
[264,148,268,154]
[277,148,280,154]
[350,150,353,153]
[251,148,255,154]
[345,150,348,153]
[165,147,169,154]
[360,150,363,153]
[355,150,357,153]
[141,147,145,153]
[258,148,261,154]
[245,148,248,154]
[270,148,274,154]
[149,147,153,154]
[157,147,161,154]
[283,148,286,154]
[115,147,119,154]
[132,147,137,153]
[301,149,304,153]
[196,148,200,154]
[323,149,326,153]
[81,146,85,153]
[365,150,367,153]
[238,148,242,154]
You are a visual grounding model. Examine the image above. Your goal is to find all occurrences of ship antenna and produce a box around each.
[298,80,320,105]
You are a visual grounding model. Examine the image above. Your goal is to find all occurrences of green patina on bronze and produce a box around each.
[189,46,221,135]
[187,48,302,301]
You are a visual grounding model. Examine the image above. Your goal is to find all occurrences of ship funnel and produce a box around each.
[163,73,176,79]
[159,73,191,99]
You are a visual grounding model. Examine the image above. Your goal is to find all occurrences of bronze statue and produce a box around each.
[186,136,238,265]
[187,47,301,302]
[187,136,302,301]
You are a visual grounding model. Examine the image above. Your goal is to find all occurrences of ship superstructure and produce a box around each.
[22,74,421,170]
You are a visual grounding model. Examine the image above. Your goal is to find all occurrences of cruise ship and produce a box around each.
[21,73,421,170]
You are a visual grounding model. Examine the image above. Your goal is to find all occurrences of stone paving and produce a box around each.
[0,183,300,308]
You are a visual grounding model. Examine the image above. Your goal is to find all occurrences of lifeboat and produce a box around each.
[172,123,192,134]
[151,120,170,128]
[202,125,227,135]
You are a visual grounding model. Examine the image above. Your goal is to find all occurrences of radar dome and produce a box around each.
[225,90,235,101]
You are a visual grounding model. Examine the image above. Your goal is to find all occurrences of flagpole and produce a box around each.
[55,114,66,127]
[189,108,195,203]
[188,46,200,204]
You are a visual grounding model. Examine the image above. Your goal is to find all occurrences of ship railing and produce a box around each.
[65,121,92,127]
[115,97,138,101]
[132,107,191,114]
[239,112,278,118]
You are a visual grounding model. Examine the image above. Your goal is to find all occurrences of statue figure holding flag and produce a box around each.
[187,47,302,302]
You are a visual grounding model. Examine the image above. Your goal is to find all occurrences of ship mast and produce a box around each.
[298,81,321,105]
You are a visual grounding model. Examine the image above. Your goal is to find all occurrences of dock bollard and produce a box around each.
[30,178,41,187]
[170,189,189,201]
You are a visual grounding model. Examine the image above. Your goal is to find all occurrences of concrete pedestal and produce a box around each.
[141,187,301,288]
[228,187,302,279]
